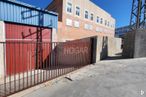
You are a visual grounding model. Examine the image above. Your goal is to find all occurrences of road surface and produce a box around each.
[13,58,146,97]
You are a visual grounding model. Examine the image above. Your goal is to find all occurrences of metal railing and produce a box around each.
[0,39,92,97]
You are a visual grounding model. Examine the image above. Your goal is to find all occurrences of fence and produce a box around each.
[0,38,94,97]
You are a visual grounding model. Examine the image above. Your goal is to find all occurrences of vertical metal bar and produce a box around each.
[39,41,42,83]
[57,42,59,76]
[46,43,48,81]
[18,42,21,90]
[26,43,29,88]
[56,42,58,77]
[34,43,36,85]
[22,42,25,89]
[89,40,92,64]
[42,42,44,82]
[40,42,42,83]
[41,42,43,82]
[27,43,30,87]
[55,43,58,77]
[44,43,47,81]
[144,0,146,26]
[62,43,65,75]
[8,42,12,94]
[49,43,53,79]
[45,42,48,81]
[30,43,32,86]
[85,42,88,65]
[36,28,39,84]
[45,43,47,80]
[48,43,50,80]
[57,43,59,77]
[59,43,63,75]
[14,42,16,92]
[11,42,14,93]
[72,42,75,71]
[53,43,55,78]
[82,42,86,66]
[36,42,39,84]
[51,42,53,79]
[130,0,136,27]
[19,42,22,90]
[79,42,82,68]
[56,43,59,76]
[60,42,62,76]
[42,43,44,82]
[58,43,61,76]
[55,43,57,77]
[136,0,142,28]
[73,43,76,71]
[3,43,7,97]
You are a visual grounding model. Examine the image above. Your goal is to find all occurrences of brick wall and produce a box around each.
[46,0,63,21]
[47,0,115,42]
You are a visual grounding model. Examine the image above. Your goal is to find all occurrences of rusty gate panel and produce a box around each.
[54,38,92,68]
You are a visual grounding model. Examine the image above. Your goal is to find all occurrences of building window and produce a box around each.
[75,6,80,16]
[100,18,103,24]
[96,16,99,23]
[85,10,89,19]
[66,18,72,26]
[105,20,107,26]
[91,13,94,21]
[107,21,110,27]
[74,21,80,28]
[66,2,72,13]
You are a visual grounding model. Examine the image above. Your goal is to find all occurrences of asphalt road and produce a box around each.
[21,58,146,97]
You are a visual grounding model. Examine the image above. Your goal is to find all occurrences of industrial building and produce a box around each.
[46,0,116,41]
[115,25,131,37]
[0,0,58,84]
[0,0,122,97]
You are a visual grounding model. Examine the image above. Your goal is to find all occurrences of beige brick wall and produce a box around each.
[95,36,122,62]
[108,37,122,56]
[47,0,116,42]
[47,0,63,21]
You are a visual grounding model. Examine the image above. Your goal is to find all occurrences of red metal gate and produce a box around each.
[0,37,94,97]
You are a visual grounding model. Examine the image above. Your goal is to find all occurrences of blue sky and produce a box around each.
[18,0,132,28]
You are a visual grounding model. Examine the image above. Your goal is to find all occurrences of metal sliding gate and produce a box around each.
[0,38,93,97]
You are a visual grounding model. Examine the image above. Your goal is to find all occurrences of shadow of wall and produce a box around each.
[95,36,122,61]
[100,37,108,60]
